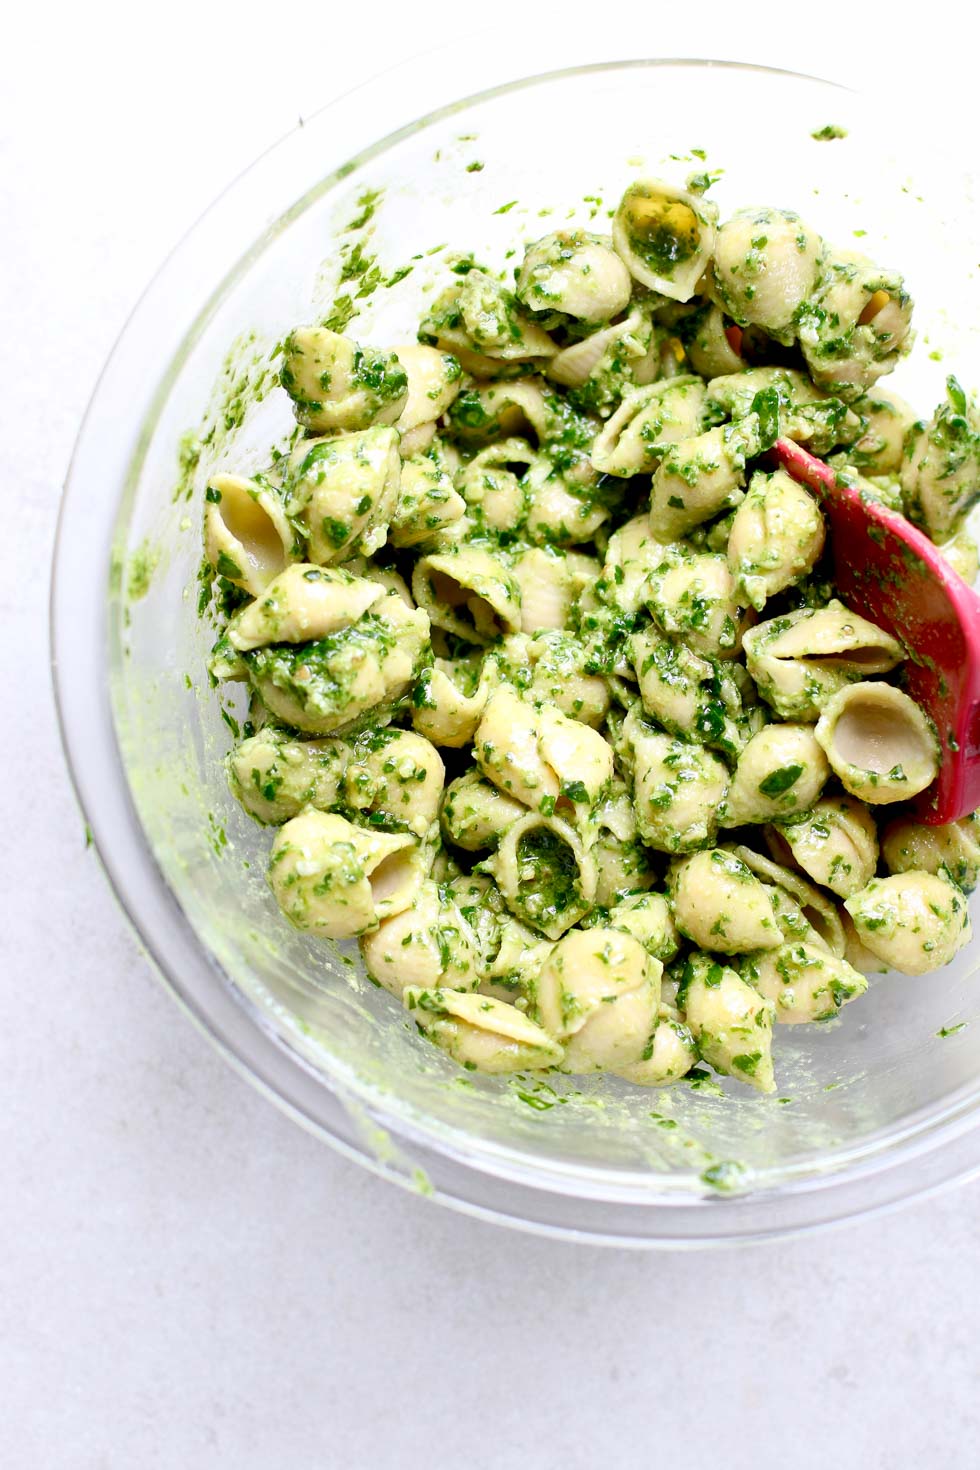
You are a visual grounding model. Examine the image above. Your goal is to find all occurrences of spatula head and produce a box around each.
[771,438,980,824]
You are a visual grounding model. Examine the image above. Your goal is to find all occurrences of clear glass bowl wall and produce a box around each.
[54,60,980,1243]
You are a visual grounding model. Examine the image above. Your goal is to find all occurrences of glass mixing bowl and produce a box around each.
[52,57,980,1245]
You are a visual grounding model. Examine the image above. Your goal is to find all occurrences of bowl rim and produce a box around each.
[50,53,980,1246]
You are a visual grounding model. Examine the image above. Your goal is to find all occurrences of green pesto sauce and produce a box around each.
[127,539,160,601]
[244,613,397,722]
[628,205,698,276]
[514,827,582,932]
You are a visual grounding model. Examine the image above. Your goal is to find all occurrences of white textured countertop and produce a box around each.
[5,5,980,1463]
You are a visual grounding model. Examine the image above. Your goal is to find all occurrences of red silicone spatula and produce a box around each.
[770,438,980,825]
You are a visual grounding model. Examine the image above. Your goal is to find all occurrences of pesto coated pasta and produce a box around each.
[202,171,980,1098]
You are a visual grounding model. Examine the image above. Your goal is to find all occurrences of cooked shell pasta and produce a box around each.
[393,344,462,431]
[618,706,730,854]
[733,845,846,958]
[605,891,680,964]
[844,871,972,975]
[590,377,706,476]
[668,848,782,954]
[881,812,980,894]
[390,449,466,547]
[516,231,632,324]
[629,626,746,757]
[441,769,526,851]
[455,437,536,535]
[798,250,913,400]
[647,550,753,660]
[474,686,613,820]
[411,652,491,748]
[204,474,296,597]
[742,600,904,722]
[280,327,408,432]
[360,879,481,997]
[547,307,657,413]
[484,811,597,940]
[685,303,745,379]
[846,386,916,474]
[447,378,552,446]
[268,809,421,937]
[522,455,610,547]
[841,909,891,976]
[648,418,764,540]
[242,587,429,736]
[720,724,829,826]
[726,469,825,610]
[404,987,564,1073]
[613,178,717,301]
[227,729,349,825]
[900,377,980,541]
[590,787,661,906]
[613,1012,698,1085]
[767,795,878,899]
[740,941,867,1024]
[343,729,445,840]
[710,207,822,342]
[679,953,776,1094]
[202,176,979,1096]
[814,683,939,803]
[501,630,610,728]
[418,271,557,377]
[287,427,401,563]
[412,547,521,645]
[510,546,595,632]
[531,927,661,1073]
[228,565,384,650]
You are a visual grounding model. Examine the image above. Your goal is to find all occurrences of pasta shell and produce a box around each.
[727,468,826,611]
[590,376,705,476]
[204,474,295,597]
[739,942,867,1024]
[227,729,350,825]
[798,250,913,401]
[287,426,401,563]
[742,600,904,722]
[243,594,429,735]
[710,207,822,342]
[392,344,462,431]
[612,178,717,301]
[720,724,829,828]
[360,880,482,998]
[403,987,564,1073]
[419,273,557,377]
[844,871,971,975]
[766,795,878,899]
[485,811,597,940]
[516,231,632,324]
[668,849,782,955]
[814,683,939,803]
[412,547,522,645]
[441,769,526,851]
[532,927,662,1073]
[732,846,846,958]
[280,327,408,432]
[613,1013,697,1085]
[882,812,980,894]
[678,953,775,1094]
[268,810,421,937]
[228,564,384,650]
[617,706,730,854]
